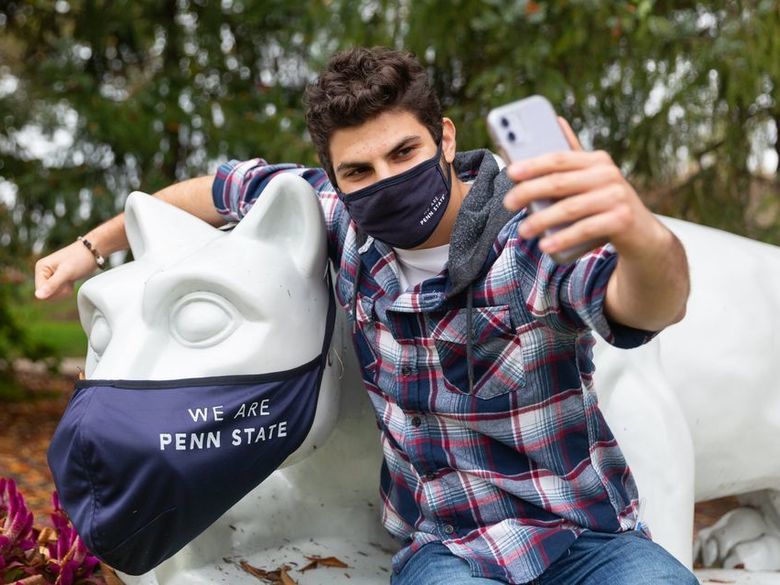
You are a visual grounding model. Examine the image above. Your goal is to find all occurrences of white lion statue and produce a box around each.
[76,175,396,584]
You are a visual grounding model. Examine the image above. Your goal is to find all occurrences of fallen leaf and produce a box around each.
[239,560,270,579]
[239,560,298,584]
[14,576,49,585]
[36,526,56,544]
[279,566,297,585]
[300,555,350,571]
[100,564,128,585]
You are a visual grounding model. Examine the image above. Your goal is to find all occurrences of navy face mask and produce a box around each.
[337,143,452,249]
[47,282,335,575]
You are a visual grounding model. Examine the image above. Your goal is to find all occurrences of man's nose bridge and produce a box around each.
[374,159,395,182]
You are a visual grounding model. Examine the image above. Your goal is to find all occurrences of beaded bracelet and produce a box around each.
[77,236,106,269]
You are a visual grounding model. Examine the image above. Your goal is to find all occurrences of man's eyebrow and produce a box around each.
[387,135,421,155]
[335,135,422,174]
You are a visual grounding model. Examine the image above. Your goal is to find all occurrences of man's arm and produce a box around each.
[34,175,218,300]
[503,119,689,332]
[602,222,689,330]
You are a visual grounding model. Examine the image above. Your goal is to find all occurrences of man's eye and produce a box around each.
[346,168,367,178]
[396,147,414,157]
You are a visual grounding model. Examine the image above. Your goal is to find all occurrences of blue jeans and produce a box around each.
[390,530,699,584]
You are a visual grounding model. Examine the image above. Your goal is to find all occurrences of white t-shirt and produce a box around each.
[394,243,450,291]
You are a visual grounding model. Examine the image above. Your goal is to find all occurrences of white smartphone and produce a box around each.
[487,95,601,264]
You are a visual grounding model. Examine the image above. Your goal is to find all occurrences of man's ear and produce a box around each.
[441,117,457,164]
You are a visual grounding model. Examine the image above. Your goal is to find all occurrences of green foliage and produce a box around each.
[0,281,54,378]
[0,0,778,364]
[2,1,777,246]
[11,285,86,357]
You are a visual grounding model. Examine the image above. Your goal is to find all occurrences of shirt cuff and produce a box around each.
[584,252,660,349]
[211,158,262,222]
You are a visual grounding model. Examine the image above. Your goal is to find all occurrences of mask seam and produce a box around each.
[75,356,322,390]
[98,505,178,558]
[74,388,103,554]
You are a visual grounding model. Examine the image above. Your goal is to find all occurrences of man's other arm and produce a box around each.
[34,175,218,300]
[602,224,688,331]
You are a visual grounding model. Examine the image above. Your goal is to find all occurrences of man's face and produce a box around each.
[329,109,439,194]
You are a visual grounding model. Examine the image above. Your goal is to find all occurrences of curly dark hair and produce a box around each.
[304,46,443,186]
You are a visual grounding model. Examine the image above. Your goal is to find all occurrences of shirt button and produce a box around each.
[401,366,413,376]
[411,416,422,427]
[443,524,455,535]
[425,472,436,481]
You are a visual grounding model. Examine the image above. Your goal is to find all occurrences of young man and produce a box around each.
[35,47,693,584]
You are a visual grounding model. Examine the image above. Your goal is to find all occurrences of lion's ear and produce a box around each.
[124,191,221,260]
[231,174,327,279]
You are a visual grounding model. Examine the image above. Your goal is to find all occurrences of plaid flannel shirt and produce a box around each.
[213,151,657,584]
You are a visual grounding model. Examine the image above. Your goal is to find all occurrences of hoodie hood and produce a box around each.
[446,149,516,298]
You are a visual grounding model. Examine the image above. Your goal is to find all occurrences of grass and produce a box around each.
[11,283,87,358]
[24,321,87,358]
[1,281,85,403]
[0,376,30,402]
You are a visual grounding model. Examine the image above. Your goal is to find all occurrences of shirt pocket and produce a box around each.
[430,304,526,400]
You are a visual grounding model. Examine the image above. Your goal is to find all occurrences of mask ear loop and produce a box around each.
[438,141,453,193]
[321,262,343,380]
[328,347,345,380]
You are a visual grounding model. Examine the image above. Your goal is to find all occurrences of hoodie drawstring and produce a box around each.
[466,286,475,394]
[351,256,363,334]
[351,228,369,334]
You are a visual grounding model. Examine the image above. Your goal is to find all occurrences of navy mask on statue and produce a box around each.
[47,280,335,575]
[337,143,452,249]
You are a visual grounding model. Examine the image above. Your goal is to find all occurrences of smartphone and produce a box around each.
[487,95,602,264]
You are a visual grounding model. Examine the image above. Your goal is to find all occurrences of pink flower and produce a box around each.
[46,490,101,585]
[1,478,104,585]
[0,477,36,555]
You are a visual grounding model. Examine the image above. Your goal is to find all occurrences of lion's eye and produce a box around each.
[89,314,112,356]
[170,293,238,347]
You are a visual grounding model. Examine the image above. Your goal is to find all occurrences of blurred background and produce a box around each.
[0,0,777,517]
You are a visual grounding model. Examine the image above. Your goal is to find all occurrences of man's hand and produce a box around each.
[503,118,689,331]
[503,118,665,259]
[34,240,100,300]
[35,210,130,300]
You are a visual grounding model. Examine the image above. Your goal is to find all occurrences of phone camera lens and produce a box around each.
[500,117,509,127]
[507,131,516,142]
